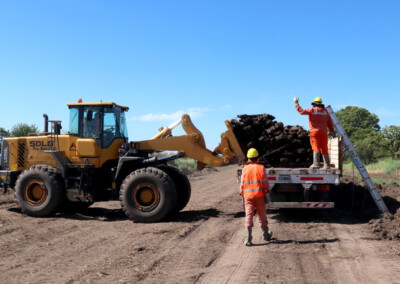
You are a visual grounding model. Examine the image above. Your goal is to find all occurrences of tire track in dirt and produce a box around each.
[128,196,243,283]
[1,165,399,283]
[326,222,400,283]
[198,229,257,284]
[67,166,244,283]
[0,209,126,283]
[199,210,339,284]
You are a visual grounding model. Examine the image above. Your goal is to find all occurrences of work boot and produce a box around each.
[261,226,273,241]
[244,227,253,246]
[322,155,331,169]
[310,152,321,169]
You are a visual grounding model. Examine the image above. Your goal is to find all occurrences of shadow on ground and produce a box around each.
[168,208,220,222]
[268,208,381,225]
[249,237,339,247]
[8,206,222,223]
[8,206,127,222]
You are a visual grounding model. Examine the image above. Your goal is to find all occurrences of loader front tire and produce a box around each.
[158,165,191,213]
[120,167,177,223]
[15,165,64,217]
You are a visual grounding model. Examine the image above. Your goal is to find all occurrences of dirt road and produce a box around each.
[0,165,399,283]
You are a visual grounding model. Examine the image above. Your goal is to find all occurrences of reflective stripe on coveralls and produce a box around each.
[241,164,266,199]
[296,105,334,133]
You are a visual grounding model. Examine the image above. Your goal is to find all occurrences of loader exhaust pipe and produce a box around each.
[43,114,48,132]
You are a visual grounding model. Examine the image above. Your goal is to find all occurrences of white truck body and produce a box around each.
[238,137,343,209]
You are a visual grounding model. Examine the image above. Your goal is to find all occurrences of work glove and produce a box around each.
[293,97,299,105]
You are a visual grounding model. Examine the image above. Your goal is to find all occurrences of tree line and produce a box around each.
[0,123,39,152]
[0,123,39,138]
[336,106,400,163]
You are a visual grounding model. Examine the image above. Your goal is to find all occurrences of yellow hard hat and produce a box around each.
[313,97,322,103]
[247,148,259,158]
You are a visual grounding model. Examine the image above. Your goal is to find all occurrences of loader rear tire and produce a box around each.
[158,165,191,213]
[15,165,64,217]
[119,167,177,223]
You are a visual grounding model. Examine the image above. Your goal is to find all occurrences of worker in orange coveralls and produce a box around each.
[293,97,334,169]
[240,148,272,246]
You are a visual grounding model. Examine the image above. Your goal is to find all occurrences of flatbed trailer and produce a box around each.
[237,137,342,209]
[264,167,340,208]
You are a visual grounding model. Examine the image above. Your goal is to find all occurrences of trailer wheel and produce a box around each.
[15,165,64,217]
[119,167,177,223]
[158,165,191,213]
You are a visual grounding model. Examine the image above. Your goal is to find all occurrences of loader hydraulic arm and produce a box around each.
[135,114,245,169]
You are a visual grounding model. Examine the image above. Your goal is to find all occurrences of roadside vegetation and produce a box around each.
[149,151,197,174]
[343,172,400,186]
[344,158,400,174]
[336,106,400,186]
[169,157,197,174]
[336,106,400,164]
[343,158,400,186]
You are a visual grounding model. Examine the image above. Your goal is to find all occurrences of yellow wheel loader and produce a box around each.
[0,101,244,222]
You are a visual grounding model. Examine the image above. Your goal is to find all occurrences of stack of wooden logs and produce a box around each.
[230,114,312,167]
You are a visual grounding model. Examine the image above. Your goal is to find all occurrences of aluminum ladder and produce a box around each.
[326,105,389,214]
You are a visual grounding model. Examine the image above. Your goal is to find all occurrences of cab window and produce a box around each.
[69,107,79,135]
[103,108,117,147]
[120,111,129,139]
[83,107,101,138]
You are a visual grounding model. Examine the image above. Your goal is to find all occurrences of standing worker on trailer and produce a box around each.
[240,148,273,246]
[293,97,334,169]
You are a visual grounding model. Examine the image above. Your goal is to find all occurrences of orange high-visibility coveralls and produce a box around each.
[240,162,270,228]
[296,105,334,155]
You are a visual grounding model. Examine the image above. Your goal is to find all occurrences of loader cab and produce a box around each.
[67,101,129,148]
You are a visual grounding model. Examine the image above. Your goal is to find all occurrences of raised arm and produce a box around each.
[294,97,312,115]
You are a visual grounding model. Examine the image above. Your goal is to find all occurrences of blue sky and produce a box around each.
[0,1,399,149]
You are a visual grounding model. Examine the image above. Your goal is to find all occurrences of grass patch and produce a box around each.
[372,178,400,186]
[170,157,197,175]
[343,172,400,186]
[343,158,400,174]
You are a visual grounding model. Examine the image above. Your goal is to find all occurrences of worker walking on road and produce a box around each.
[240,148,272,246]
[293,97,334,169]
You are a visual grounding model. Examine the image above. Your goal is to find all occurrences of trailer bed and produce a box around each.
[265,167,340,187]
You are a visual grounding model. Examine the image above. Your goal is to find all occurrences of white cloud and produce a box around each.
[376,107,399,117]
[129,107,211,122]
[220,105,232,110]
[187,107,211,118]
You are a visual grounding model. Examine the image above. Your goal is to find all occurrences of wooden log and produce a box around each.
[230,113,312,167]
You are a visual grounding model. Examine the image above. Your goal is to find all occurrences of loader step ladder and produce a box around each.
[326,105,389,213]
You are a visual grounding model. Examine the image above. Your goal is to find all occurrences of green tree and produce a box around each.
[335,106,380,139]
[0,127,10,138]
[336,106,384,164]
[381,125,400,158]
[354,139,376,164]
[362,131,390,162]
[10,123,39,137]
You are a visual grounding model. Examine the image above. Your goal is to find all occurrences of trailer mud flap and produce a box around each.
[268,202,334,209]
